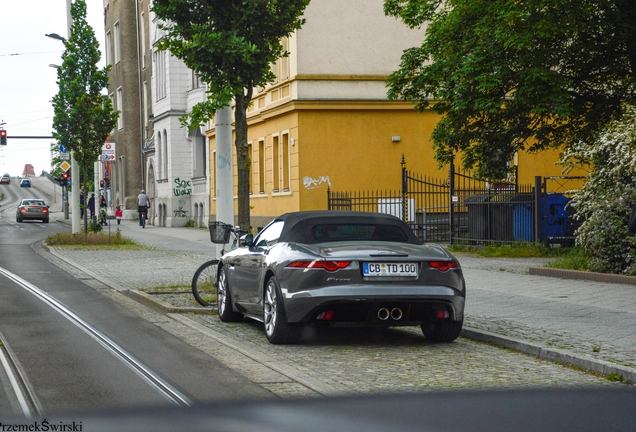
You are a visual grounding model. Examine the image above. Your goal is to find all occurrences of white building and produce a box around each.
[147,18,210,228]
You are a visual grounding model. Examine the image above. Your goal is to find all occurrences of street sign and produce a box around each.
[59,144,67,153]
[101,142,116,161]
[60,161,71,172]
[60,152,69,161]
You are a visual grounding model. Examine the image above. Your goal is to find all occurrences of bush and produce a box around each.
[561,104,636,274]
[46,229,137,246]
[575,188,636,274]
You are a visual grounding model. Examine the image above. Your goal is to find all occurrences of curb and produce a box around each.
[529,267,636,286]
[462,328,636,384]
[39,243,636,386]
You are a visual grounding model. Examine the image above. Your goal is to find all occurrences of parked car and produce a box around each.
[0,174,10,184]
[217,211,466,344]
[20,179,31,187]
[16,199,49,223]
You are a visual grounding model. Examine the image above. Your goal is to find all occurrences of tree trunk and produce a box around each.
[234,92,252,231]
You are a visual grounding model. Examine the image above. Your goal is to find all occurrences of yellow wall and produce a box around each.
[208,99,590,226]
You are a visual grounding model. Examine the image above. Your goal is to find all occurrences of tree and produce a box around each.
[152,0,310,230]
[384,0,636,180]
[52,0,118,234]
[560,104,636,274]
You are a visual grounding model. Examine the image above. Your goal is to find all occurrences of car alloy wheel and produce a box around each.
[263,276,299,344]
[217,266,242,322]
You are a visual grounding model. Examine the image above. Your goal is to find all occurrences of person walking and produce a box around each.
[115,205,123,225]
[137,189,150,228]
[88,193,95,218]
[80,192,84,218]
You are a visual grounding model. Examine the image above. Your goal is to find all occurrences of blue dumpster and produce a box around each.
[512,194,534,241]
[542,193,569,240]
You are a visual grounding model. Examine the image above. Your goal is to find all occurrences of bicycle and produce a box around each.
[138,206,147,228]
[191,222,248,307]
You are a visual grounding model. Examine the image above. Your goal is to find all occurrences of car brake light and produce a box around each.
[287,260,352,272]
[20,208,26,213]
[42,208,48,213]
[428,261,460,272]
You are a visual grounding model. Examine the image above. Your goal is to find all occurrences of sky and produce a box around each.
[0,0,105,177]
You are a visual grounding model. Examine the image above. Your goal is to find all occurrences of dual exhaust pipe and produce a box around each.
[377,307,403,321]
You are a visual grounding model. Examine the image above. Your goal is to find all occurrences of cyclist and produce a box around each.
[137,189,150,228]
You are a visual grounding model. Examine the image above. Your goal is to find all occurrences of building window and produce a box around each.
[272,135,279,192]
[109,93,115,132]
[212,150,217,197]
[248,142,253,194]
[155,50,167,100]
[156,132,162,180]
[114,22,121,64]
[258,139,265,194]
[140,12,147,69]
[282,133,290,191]
[105,31,112,65]
[191,70,202,89]
[116,88,123,130]
[143,81,148,138]
[193,132,206,178]
[162,130,168,179]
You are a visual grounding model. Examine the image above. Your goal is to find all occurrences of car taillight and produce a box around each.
[42,208,48,213]
[428,261,460,272]
[19,208,26,213]
[287,260,352,272]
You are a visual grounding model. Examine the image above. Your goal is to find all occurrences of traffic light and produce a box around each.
[104,178,110,188]
[61,171,70,186]
[0,130,6,146]
[100,180,104,188]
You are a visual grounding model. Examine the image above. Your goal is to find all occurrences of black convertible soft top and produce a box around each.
[272,211,423,245]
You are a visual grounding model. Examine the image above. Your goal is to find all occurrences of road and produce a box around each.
[0,176,629,420]
[0,178,273,418]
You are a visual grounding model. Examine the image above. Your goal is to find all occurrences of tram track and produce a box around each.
[0,266,194,412]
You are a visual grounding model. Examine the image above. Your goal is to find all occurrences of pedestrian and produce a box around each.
[80,192,84,218]
[115,205,123,225]
[137,189,150,228]
[100,194,107,208]
[88,193,95,218]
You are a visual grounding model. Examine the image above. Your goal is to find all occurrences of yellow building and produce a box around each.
[206,0,588,230]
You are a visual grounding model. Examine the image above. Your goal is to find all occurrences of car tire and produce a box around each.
[16,217,21,223]
[217,266,243,322]
[43,218,49,224]
[421,319,463,343]
[263,276,300,344]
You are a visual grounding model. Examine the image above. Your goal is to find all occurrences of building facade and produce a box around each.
[147,11,210,228]
[206,0,587,232]
[104,0,154,213]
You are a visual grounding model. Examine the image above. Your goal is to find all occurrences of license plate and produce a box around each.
[363,262,418,277]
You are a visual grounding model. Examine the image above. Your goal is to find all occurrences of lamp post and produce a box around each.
[46,0,81,234]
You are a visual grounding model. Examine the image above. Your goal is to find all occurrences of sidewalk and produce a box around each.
[39,184,636,384]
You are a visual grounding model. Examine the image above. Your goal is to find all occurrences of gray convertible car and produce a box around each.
[218,211,466,344]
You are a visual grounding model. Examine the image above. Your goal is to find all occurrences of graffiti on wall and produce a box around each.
[174,199,188,217]
[303,175,331,190]
[173,177,192,196]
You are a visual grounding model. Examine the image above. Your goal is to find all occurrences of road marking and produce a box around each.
[0,266,193,407]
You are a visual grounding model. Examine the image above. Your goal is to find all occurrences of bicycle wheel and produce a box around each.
[192,259,220,307]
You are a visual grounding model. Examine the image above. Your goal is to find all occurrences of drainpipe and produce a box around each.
[135,0,145,189]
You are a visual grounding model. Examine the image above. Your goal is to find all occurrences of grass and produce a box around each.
[448,242,591,270]
[45,229,142,247]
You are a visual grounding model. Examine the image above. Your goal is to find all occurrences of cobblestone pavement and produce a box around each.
[42,242,629,399]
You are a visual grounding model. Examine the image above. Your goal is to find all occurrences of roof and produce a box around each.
[274,211,422,245]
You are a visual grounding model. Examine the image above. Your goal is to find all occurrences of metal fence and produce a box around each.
[327,159,585,245]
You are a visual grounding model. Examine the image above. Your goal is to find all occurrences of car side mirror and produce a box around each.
[240,234,254,247]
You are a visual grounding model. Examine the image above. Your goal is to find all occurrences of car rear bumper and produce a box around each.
[281,285,465,324]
